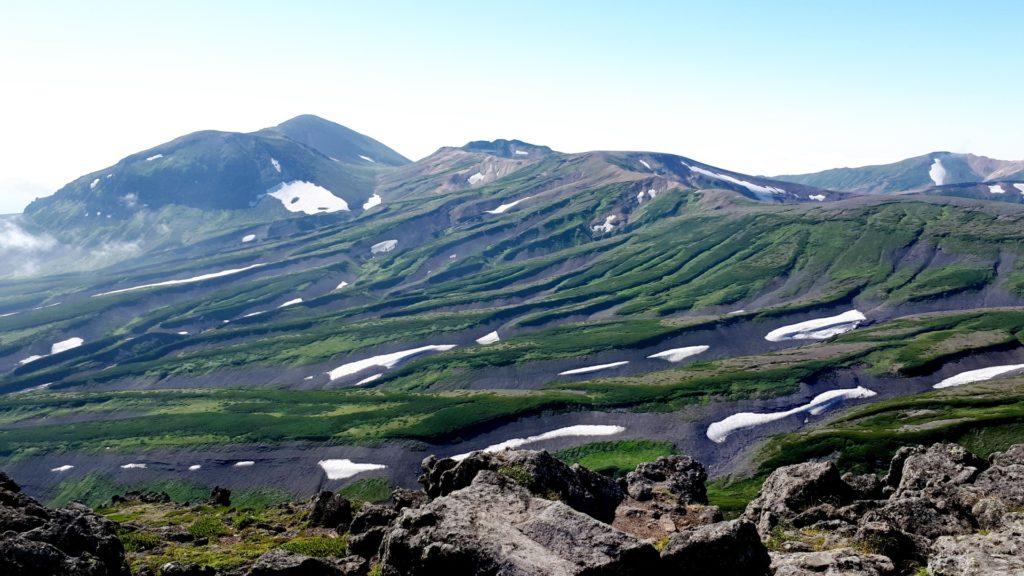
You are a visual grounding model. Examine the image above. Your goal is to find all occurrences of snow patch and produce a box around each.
[371,239,397,254]
[451,425,626,461]
[19,355,43,365]
[177,331,189,336]
[592,215,617,234]
[120,463,147,469]
[270,158,281,173]
[241,234,256,243]
[234,461,255,467]
[362,194,382,210]
[934,364,1024,389]
[335,281,349,291]
[1015,184,1024,194]
[647,345,709,363]
[318,459,386,480]
[476,331,500,345]
[485,197,530,215]
[989,184,1006,194]
[765,310,866,342]
[468,172,486,185]
[514,150,529,156]
[683,162,787,199]
[269,181,349,215]
[145,154,163,162]
[559,361,629,376]
[929,158,946,185]
[279,298,302,309]
[359,155,376,163]
[94,264,264,296]
[639,159,652,170]
[356,373,383,386]
[90,178,100,189]
[51,465,74,472]
[51,337,84,355]
[188,465,201,471]
[809,194,826,201]
[328,344,457,381]
[707,387,877,443]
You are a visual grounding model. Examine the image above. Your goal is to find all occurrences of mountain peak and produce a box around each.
[460,139,553,159]
[265,115,410,167]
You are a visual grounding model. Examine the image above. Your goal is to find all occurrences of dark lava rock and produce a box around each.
[929,521,1024,576]
[111,491,171,505]
[389,488,426,512]
[890,442,985,500]
[744,461,852,536]
[660,519,769,575]
[771,548,895,576]
[308,491,353,531]
[623,455,708,504]
[246,550,346,576]
[842,472,884,500]
[419,449,624,522]
[210,487,231,507]
[380,470,658,576]
[159,562,217,576]
[862,497,974,540]
[0,473,130,576]
[347,504,399,559]
[854,520,928,570]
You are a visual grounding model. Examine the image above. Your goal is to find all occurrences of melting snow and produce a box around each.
[120,463,147,469]
[270,158,281,173]
[145,154,163,162]
[647,345,709,363]
[356,373,383,385]
[514,150,529,156]
[592,215,617,234]
[485,197,530,214]
[468,172,486,185]
[242,234,256,243]
[327,344,457,380]
[476,331,500,345]
[318,459,386,480]
[764,310,866,342]
[451,425,626,461]
[359,155,376,163]
[188,465,201,471]
[242,311,265,318]
[94,264,264,296]
[335,281,349,290]
[1015,184,1024,194]
[989,185,1006,194]
[639,160,652,170]
[177,331,189,336]
[933,364,1024,389]
[51,465,74,472]
[19,355,43,365]
[279,298,302,308]
[234,461,255,467]
[559,361,629,376]
[929,158,946,185]
[636,190,645,203]
[371,239,397,254]
[51,337,84,355]
[362,194,382,210]
[809,194,826,201]
[706,387,877,443]
[682,162,787,199]
[269,181,350,215]
[90,178,100,189]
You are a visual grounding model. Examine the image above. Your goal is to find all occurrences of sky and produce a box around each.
[1,0,1023,213]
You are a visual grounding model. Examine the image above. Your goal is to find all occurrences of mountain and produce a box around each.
[19,115,406,257]
[776,151,1024,194]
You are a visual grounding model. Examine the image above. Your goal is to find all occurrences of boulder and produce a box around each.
[389,488,427,512]
[419,450,623,522]
[771,548,895,576]
[622,455,708,504]
[347,504,399,559]
[854,520,928,569]
[928,525,1024,576]
[659,519,770,575]
[308,492,353,531]
[971,449,1024,508]
[889,442,985,500]
[862,497,974,540]
[159,562,217,576]
[246,550,343,576]
[209,487,231,507]
[379,470,659,575]
[111,491,171,506]
[744,461,852,536]
[842,473,884,500]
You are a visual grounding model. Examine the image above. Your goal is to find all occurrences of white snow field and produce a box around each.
[241,234,256,243]
[362,194,382,210]
[318,459,386,480]
[450,425,627,461]
[683,162,787,199]
[647,345,709,363]
[706,387,877,443]
[94,264,265,296]
[989,184,1006,194]
[933,364,1024,389]
[371,239,397,254]
[485,197,530,215]
[929,158,946,185]
[51,337,84,355]
[268,181,349,214]
[764,310,866,342]
[328,345,457,381]
[558,361,629,376]
[476,331,500,345]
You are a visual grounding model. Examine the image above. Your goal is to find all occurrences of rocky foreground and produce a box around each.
[2,442,1023,575]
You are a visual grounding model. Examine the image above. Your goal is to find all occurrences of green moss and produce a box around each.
[338,477,391,504]
[706,477,763,518]
[280,536,348,557]
[553,440,676,477]
[188,515,229,539]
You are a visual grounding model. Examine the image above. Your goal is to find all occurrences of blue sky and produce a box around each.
[1,0,1022,212]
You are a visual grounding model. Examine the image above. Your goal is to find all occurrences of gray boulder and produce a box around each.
[347,504,399,559]
[308,491,353,531]
[744,462,852,536]
[380,470,659,575]
[862,497,974,540]
[246,550,346,576]
[889,443,985,500]
[928,524,1024,576]
[419,450,624,522]
[660,519,769,575]
[971,445,1024,508]
[771,548,895,576]
[622,455,708,504]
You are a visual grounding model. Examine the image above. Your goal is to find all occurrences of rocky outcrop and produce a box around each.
[209,486,231,507]
[308,491,353,531]
[744,461,852,536]
[0,472,130,576]
[419,450,624,522]
[660,519,770,575]
[771,548,895,576]
[380,470,659,575]
[246,549,364,576]
[622,455,708,504]
[928,516,1024,576]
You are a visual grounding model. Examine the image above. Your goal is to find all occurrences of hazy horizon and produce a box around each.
[3,0,1023,213]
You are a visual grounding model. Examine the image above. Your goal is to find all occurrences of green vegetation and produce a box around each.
[188,515,230,539]
[553,439,676,477]
[280,536,348,557]
[338,477,391,504]
[706,477,764,518]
